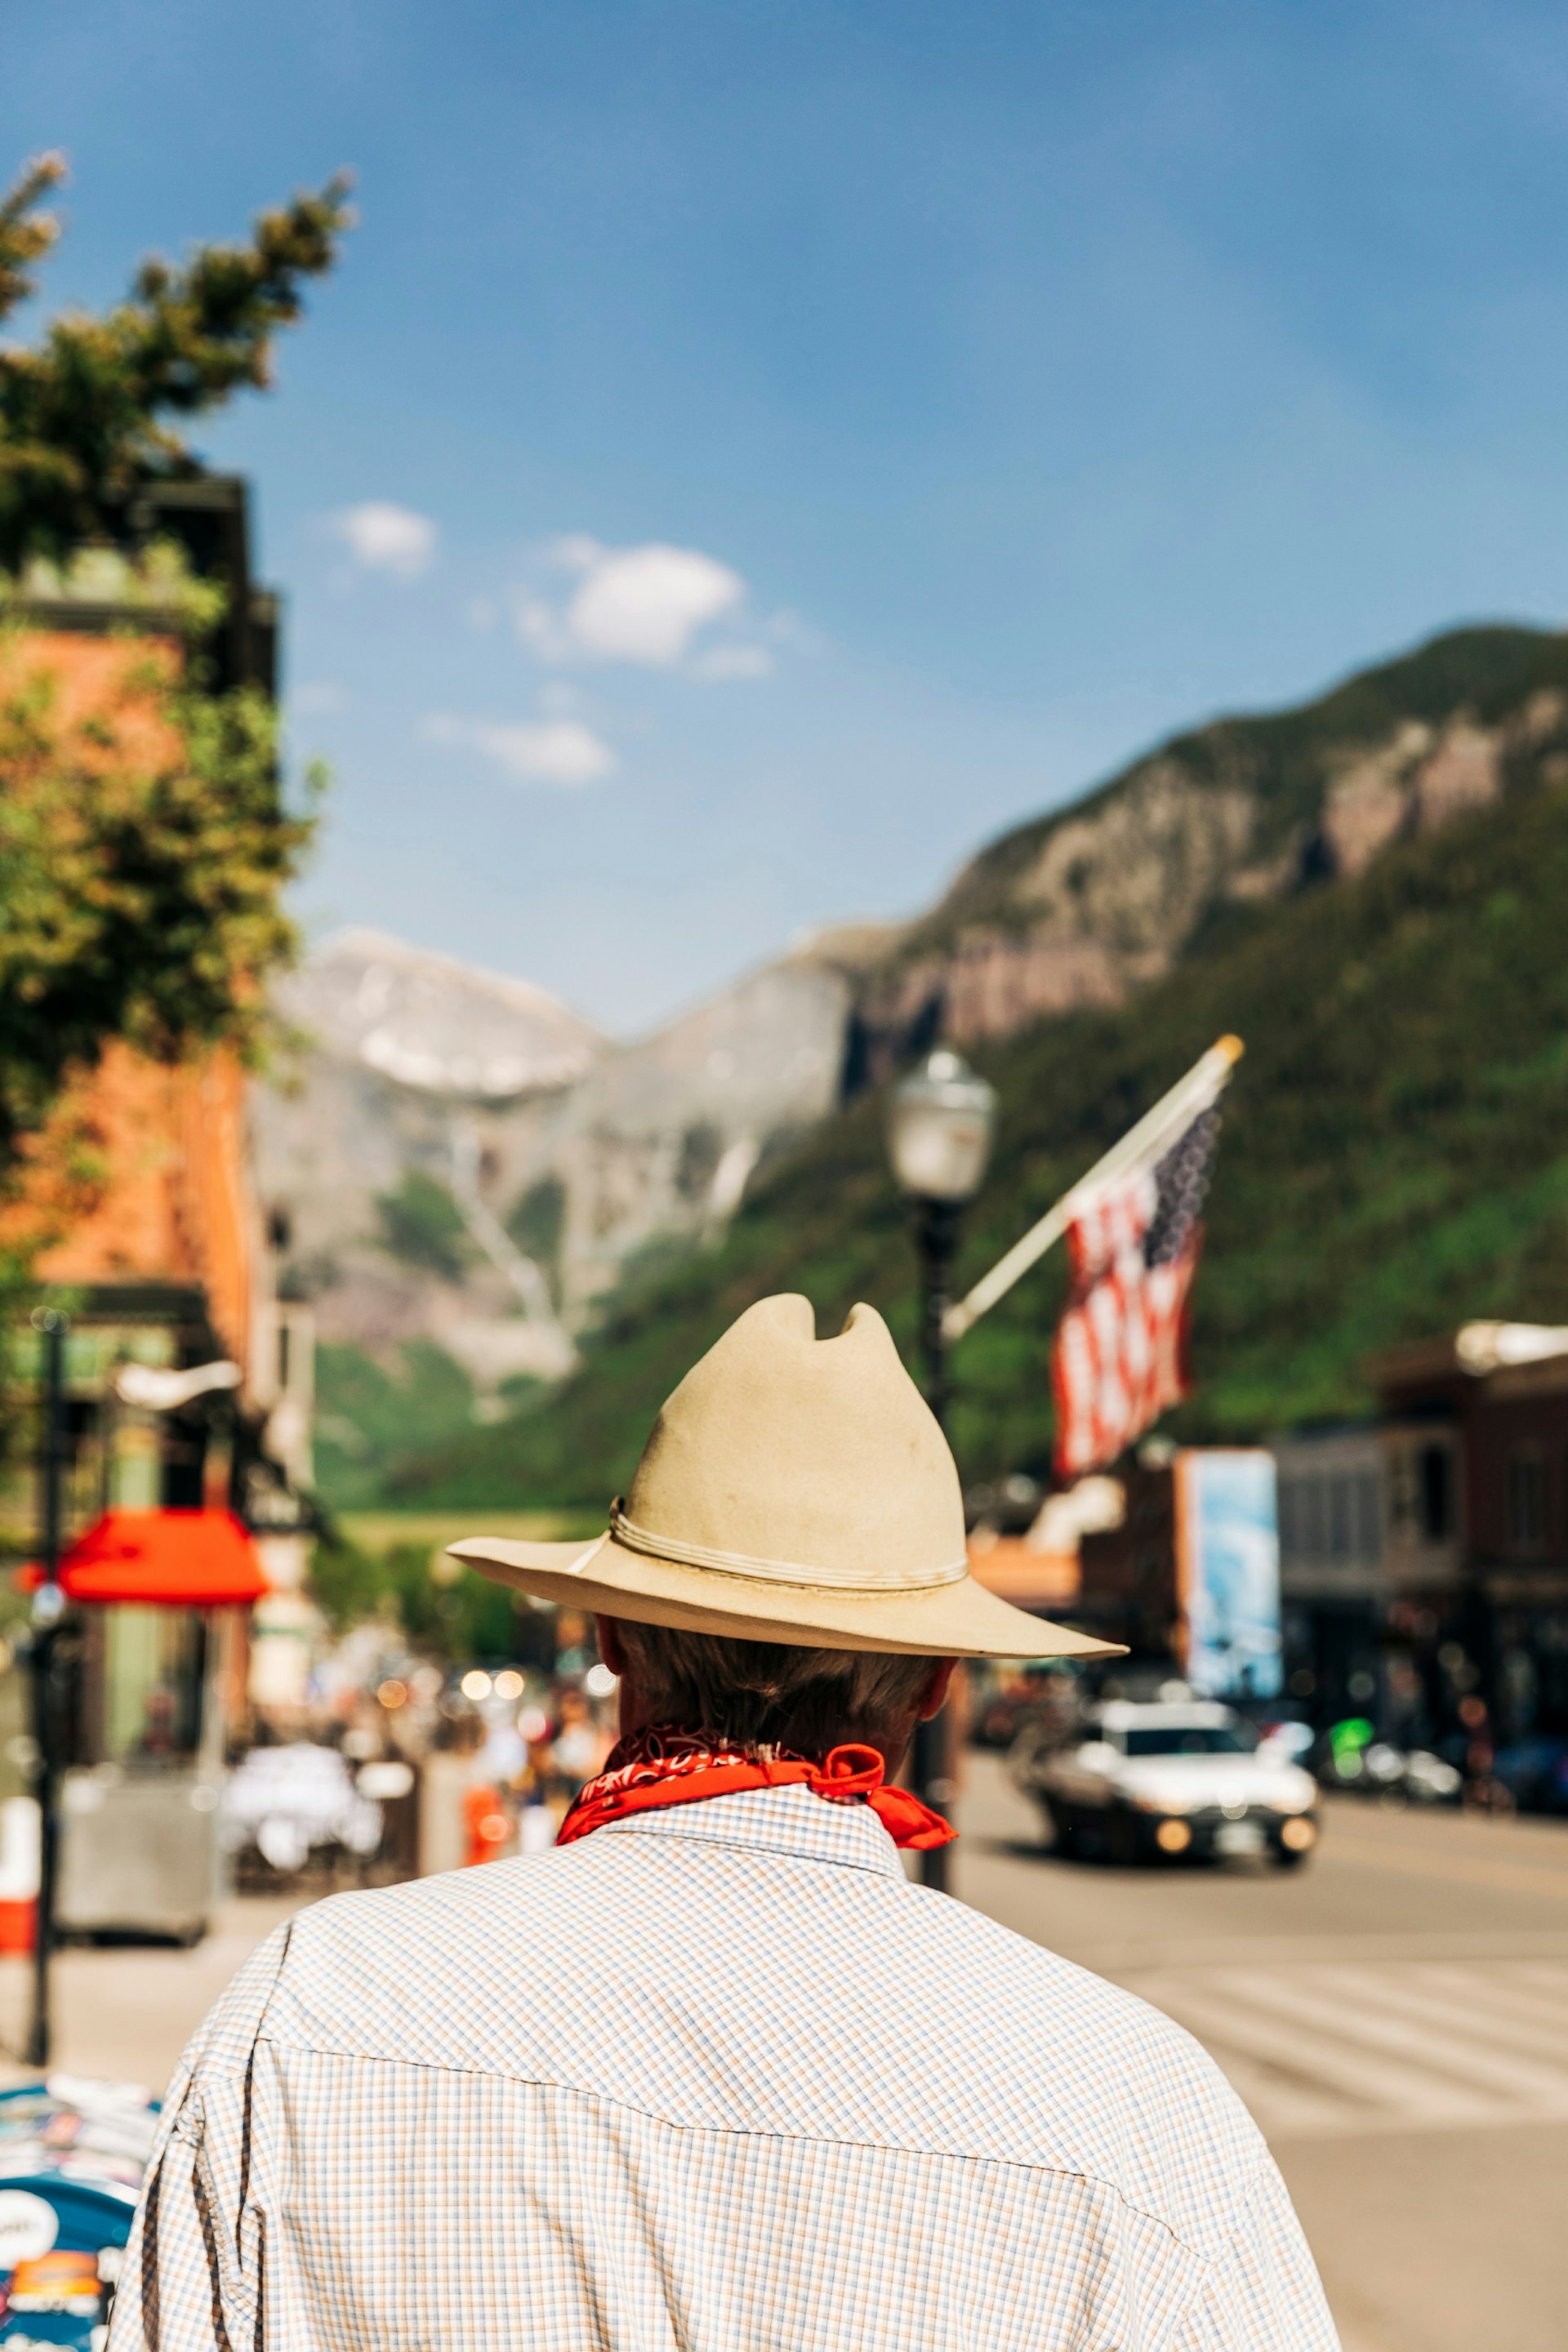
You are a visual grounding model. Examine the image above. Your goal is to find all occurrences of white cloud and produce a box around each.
[691,643,774,682]
[332,501,438,580]
[423,711,615,788]
[518,538,747,668]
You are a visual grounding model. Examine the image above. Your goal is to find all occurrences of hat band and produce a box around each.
[608,1503,969,1594]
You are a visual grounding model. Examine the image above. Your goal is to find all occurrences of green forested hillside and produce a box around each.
[393,775,1568,1507]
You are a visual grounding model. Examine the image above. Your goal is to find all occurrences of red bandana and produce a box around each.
[556,1726,956,1851]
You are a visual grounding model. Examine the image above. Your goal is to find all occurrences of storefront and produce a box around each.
[26,1509,267,1944]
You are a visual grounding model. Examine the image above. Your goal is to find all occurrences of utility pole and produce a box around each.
[910,1197,960,1892]
[26,1307,69,2070]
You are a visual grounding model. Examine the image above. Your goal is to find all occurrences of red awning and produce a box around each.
[21,1509,270,1607]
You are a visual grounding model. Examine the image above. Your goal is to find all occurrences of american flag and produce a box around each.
[1050,1102,1221,1479]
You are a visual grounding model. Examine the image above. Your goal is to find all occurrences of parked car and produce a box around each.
[1315,1720,1462,1805]
[1491,1738,1568,1815]
[1011,1699,1320,1866]
[221,1743,385,1882]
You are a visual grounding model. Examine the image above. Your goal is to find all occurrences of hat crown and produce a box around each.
[622,1295,967,1593]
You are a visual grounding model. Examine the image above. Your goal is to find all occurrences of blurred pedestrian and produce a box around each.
[549,1684,608,1797]
[110,1296,1336,2352]
[1459,1693,1515,1815]
[460,1779,512,1867]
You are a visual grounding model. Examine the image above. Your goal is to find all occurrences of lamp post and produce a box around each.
[27,1306,69,2069]
[887,1049,997,1891]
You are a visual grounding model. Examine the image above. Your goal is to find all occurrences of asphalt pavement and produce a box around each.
[1,1769,1564,2351]
[955,1749,1568,2352]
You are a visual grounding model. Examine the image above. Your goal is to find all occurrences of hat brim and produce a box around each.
[447,1531,1124,1661]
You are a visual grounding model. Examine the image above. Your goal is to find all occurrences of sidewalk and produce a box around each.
[0,1895,301,2095]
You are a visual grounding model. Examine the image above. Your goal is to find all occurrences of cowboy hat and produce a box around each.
[449,1294,1121,1660]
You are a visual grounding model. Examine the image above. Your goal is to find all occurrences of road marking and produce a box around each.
[1121,1958,1568,2140]
[1330,1965,1568,2069]
[1223,1967,1568,2107]
[1134,1975,1504,2125]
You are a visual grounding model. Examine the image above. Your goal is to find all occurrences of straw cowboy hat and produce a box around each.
[450,1294,1120,1660]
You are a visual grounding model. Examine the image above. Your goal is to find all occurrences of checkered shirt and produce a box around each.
[108,1787,1337,2350]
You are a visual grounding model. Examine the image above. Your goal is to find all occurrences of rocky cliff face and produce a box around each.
[252,933,605,1394]
[252,929,863,1420]
[846,626,1568,1080]
[533,951,858,1317]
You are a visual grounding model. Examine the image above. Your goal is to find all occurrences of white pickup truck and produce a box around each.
[1011,1699,1320,1868]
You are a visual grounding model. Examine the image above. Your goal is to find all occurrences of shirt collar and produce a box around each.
[593,1780,907,1878]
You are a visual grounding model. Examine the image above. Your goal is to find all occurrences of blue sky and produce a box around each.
[8,0,1568,1033]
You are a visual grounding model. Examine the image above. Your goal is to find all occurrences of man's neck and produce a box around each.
[612,1710,911,1784]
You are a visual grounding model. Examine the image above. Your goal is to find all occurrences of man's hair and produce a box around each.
[608,1619,938,1756]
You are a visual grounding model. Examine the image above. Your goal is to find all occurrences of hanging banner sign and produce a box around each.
[1175,1449,1283,1701]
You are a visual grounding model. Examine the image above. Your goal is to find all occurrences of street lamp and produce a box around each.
[887,1048,997,1889]
[27,1306,69,2068]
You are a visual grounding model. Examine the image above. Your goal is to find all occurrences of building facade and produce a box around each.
[0,474,315,1796]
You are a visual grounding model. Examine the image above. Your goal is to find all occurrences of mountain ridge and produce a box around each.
[846,621,1568,1076]
[386,662,1568,1508]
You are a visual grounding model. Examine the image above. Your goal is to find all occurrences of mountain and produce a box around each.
[845,624,1568,1079]
[523,927,883,1317]
[390,638,1568,1508]
[252,929,875,1503]
[280,926,604,1098]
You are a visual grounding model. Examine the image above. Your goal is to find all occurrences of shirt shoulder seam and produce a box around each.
[1167,2147,1276,2323]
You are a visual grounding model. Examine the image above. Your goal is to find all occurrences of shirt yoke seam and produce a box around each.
[246,2031,1241,2261]
[589,1824,905,1878]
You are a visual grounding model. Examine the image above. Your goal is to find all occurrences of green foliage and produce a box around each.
[309,1527,526,1659]
[0,153,351,571]
[306,1525,389,1631]
[375,1171,472,1282]
[0,634,318,1156]
[506,1175,566,1298]
[0,157,61,320]
[391,776,1568,1506]
[314,1339,479,1509]
[0,147,349,1178]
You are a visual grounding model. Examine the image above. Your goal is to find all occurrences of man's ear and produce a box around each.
[917,1659,959,1722]
[595,1615,629,1677]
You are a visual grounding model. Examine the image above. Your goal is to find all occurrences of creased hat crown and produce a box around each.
[619,1294,968,1592]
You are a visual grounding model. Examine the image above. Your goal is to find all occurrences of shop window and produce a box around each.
[1508,1451,1548,1551]
[1329,1476,1353,1560]
[1300,1477,1326,1558]
[1389,1449,1414,1534]
[102,1608,206,1769]
[1354,1470,1382,1560]
[1419,1445,1454,1542]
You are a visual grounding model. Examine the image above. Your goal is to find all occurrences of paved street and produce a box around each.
[956,1752,1568,2352]
[0,1771,1564,2350]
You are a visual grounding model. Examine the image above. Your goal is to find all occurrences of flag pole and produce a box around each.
[942,1035,1243,1344]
